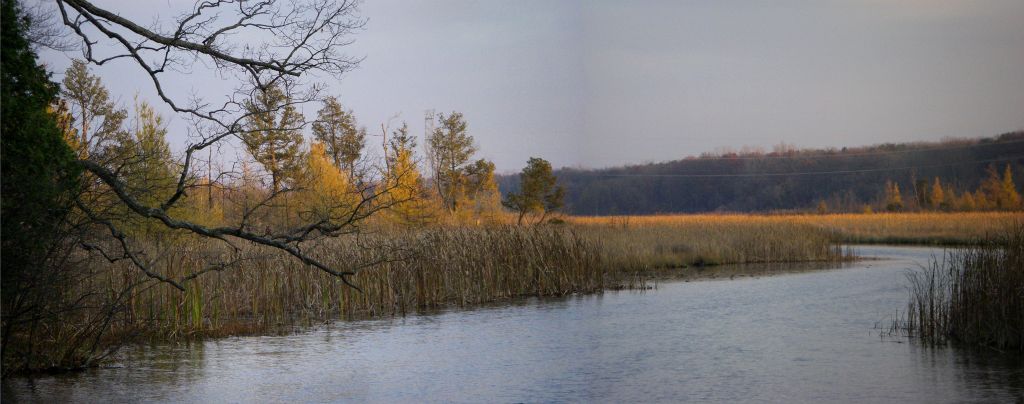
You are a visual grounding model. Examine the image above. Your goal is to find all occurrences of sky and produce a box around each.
[40,0,1024,172]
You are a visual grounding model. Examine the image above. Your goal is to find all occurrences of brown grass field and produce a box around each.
[567,211,1024,245]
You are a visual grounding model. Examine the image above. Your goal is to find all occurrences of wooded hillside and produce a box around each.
[498,132,1024,214]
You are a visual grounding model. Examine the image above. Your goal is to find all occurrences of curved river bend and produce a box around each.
[5,246,1023,403]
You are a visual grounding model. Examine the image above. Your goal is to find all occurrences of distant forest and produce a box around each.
[498,132,1024,215]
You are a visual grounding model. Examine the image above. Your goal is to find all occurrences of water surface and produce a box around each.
[5,246,1023,403]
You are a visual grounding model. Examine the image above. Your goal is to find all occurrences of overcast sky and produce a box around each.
[41,0,1024,172]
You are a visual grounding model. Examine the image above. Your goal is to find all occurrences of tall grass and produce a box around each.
[6,216,854,371]
[101,226,621,339]
[87,218,849,340]
[900,225,1024,351]
[569,215,851,269]
[569,212,1022,245]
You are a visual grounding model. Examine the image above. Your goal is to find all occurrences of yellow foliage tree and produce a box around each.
[930,177,945,210]
[974,190,991,210]
[885,180,904,212]
[298,142,359,223]
[1001,164,1021,209]
[382,142,436,226]
[959,191,977,211]
[456,159,503,224]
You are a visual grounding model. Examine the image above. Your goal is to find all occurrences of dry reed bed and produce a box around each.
[569,216,851,269]
[898,225,1024,351]
[99,220,849,339]
[569,212,1024,245]
[109,226,614,338]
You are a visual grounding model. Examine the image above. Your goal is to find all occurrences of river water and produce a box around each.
[5,246,1023,403]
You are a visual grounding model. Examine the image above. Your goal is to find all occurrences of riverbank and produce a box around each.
[8,245,1023,403]
[6,211,1018,374]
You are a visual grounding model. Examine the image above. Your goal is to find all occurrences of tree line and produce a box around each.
[498,133,1024,215]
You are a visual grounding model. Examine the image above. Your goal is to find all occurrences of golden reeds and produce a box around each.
[568,212,1023,245]
[900,225,1024,351]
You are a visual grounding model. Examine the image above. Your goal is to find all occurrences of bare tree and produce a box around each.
[52,0,396,290]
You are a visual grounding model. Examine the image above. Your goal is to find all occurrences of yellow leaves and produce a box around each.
[299,142,359,222]
[381,148,437,226]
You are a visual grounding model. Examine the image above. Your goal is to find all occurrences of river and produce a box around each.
[4,246,1023,403]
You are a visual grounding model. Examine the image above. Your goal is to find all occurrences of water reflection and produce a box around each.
[4,246,1023,403]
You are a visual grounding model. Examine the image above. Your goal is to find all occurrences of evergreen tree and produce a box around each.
[426,112,476,213]
[242,84,305,192]
[60,59,127,158]
[503,157,565,224]
[1,0,83,371]
[311,96,364,175]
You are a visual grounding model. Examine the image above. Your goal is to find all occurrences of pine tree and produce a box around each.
[426,112,476,213]
[128,100,178,232]
[503,157,565,224]
[242,84,305,193]
[311,96,364,176]
[60,59,127,158]
[2,0,83,371]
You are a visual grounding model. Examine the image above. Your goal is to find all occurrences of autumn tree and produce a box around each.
[980,164,1021,210]
[914,177,930,209]
[312,96,364,177]
[51,0,372,291]
[461,158,502,222]
[930,177,946,210]
[503,157,565,225]
[885,180,904,212]
[297,143,359,222]
[816,200,828,215]
[959,191,977,211]
[242,83,305,193]
[426,111,476,213]
[381,123,434,226]
[1001,165,1021,209]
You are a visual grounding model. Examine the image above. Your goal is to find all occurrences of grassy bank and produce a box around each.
[568,212,1023,245]
[113,221,850,337]
[568,216,851,269]
[4,216,861,373]
[897,225,1024,351]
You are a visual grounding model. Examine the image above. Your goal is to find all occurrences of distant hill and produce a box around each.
[497,132,1024,215]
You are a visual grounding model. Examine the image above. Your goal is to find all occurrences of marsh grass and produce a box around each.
[569,212,1022,245]
[569,215,853,270]
[79,217,852,342]
[95,226,621,340]
[894,225,1024,351]
[8,214,862,372]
